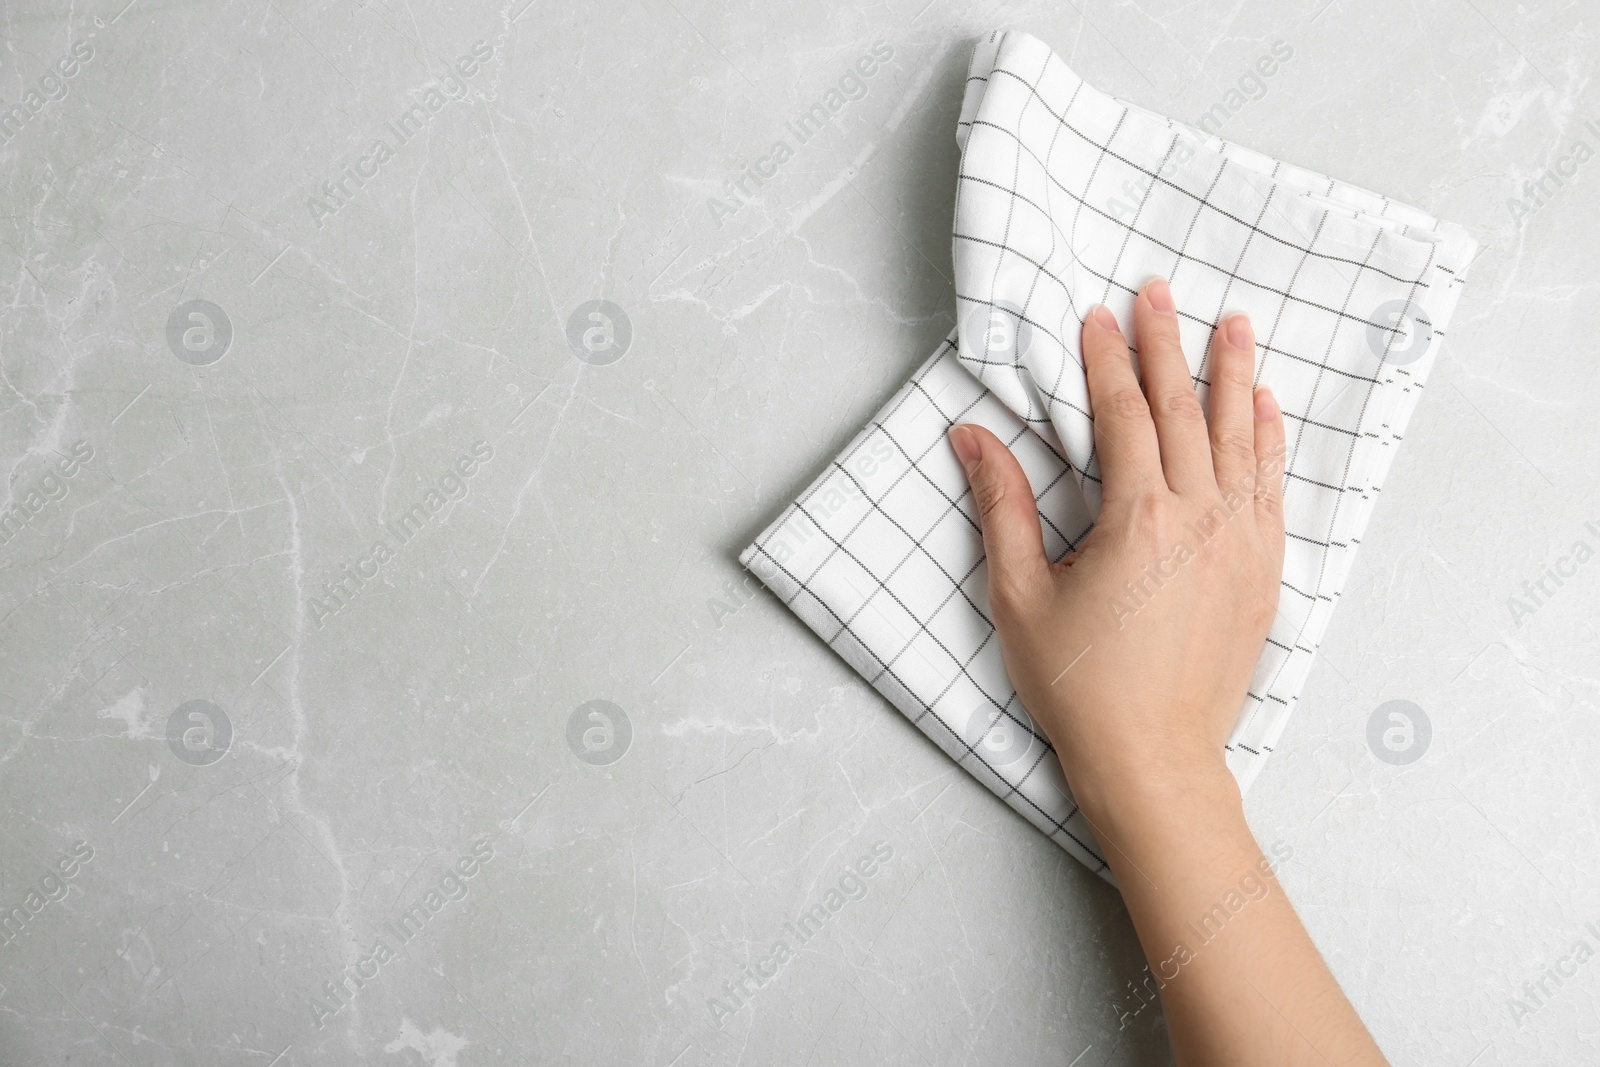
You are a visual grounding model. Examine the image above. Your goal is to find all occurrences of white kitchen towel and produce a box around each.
[740,30,1476,879]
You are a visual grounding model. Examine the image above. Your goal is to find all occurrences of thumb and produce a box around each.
[948,424,1049,613]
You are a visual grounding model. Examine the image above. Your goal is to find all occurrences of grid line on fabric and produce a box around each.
[958,50,1397,758]
[951,183,1407,387]
[957,123,1440,336]
[744,349,1109,868]
[978,67,1448,290]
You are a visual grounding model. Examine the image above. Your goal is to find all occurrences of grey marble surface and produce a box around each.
[1,0,1596,1064]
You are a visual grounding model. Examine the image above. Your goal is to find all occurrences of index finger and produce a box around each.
[1082,304,1164,505]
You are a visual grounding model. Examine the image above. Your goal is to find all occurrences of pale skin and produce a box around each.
[947,277,1389,1066]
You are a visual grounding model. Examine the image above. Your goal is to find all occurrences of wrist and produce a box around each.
[1083,770,1259,909]
[1071,753,1243,851]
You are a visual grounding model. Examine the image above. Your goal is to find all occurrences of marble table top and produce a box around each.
[1,0,1595,1063]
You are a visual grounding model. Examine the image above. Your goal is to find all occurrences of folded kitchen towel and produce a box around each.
[739,30,1476,879]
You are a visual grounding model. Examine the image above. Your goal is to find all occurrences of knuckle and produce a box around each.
[1216,351,1255,390]
[1256,439,1288,480]
[973,472,1009,520]
[1159,389,1205,423]
[1124,490,1176,543]
[1105,389,1150,422]
[1214,430,1254,462]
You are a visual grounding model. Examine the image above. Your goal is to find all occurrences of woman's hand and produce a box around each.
[947,277,1285,820]
[949,278,1389,1066]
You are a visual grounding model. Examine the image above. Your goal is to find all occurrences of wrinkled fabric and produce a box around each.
[740,30,1477,879]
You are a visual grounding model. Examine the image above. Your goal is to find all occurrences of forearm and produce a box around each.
[1082,770,1388,1067]
[955,285,1384,1063]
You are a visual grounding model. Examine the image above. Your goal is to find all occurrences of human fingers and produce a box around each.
[1082,304,1163,508]
[949,423,1049,618]
[1133,278,1213,494]
[1251,387,1286,548]
[1207,313,1261,503]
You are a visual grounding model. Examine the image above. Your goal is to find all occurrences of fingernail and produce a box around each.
[1227,313,1253,348]
[948,423,982,475]
[1146,278,1175,313]
[1090,305,1120,333]
[1254,387,1279,420]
